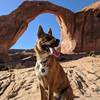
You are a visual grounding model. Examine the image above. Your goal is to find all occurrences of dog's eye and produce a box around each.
[42,39,49,43]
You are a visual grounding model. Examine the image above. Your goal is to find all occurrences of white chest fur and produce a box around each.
[35,60,48,77]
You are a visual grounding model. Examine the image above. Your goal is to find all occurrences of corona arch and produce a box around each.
[0,1,100,54]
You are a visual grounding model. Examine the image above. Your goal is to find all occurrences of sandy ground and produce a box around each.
[0,56,100,100]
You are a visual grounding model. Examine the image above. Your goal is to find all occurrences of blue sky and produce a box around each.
[0,0,97,49]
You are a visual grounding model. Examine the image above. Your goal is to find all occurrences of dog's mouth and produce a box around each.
[41,38,60,57]
[41,45,60,58]
[49,48,60,58]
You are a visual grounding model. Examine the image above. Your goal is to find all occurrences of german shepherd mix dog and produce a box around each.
[34,25,74,100]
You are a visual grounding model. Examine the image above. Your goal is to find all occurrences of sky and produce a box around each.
[0,0,97,49]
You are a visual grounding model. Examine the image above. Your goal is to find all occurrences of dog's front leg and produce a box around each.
[40,84,47,100]
[48,86,53,100]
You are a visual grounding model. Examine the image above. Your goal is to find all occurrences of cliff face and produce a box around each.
[73,2,100,52]
[0,1,100,59]
[59,1,100,53]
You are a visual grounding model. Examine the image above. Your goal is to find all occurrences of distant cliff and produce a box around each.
[0,49,36,70]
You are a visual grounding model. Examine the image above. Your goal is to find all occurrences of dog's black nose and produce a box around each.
[41,68,45,73]
[56,39,60,43]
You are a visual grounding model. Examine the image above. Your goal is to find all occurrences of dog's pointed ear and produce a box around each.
[48,28,52,36]
[38,25,44,38]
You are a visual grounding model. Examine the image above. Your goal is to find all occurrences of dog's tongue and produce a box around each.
[49,48,60,58]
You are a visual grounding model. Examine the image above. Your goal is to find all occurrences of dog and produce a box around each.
[34,25,74,100]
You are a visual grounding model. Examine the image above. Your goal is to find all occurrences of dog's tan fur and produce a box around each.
[34,25,74,100]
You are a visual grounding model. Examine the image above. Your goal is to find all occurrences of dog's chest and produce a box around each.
[35,60,49,76]
[35,59,50,89]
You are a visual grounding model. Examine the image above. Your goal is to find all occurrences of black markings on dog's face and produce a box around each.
[37,25,60,51]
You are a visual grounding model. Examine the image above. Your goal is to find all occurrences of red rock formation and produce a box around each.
[0,1,74,61]
[0,1,100,59]
[73,2,100,53]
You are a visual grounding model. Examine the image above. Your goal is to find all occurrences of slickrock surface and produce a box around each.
[0,54,100,100]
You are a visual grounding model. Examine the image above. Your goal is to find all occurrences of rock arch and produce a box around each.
[0,1,100,55]
[12,13,61,49]
[0,1,75,55]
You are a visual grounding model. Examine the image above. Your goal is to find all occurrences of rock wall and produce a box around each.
[74,2,100,52]
[0,1,100,57]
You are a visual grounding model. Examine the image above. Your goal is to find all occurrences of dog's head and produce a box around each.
[36,25,60,53]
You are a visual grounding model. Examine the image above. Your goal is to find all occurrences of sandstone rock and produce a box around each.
[0,1,100,58]
[0,1,73,60]
[0,49,36,71]
[0,50,100,100]
[86,73,97,81]
[95,69,100,77]
[61,56,100,97]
